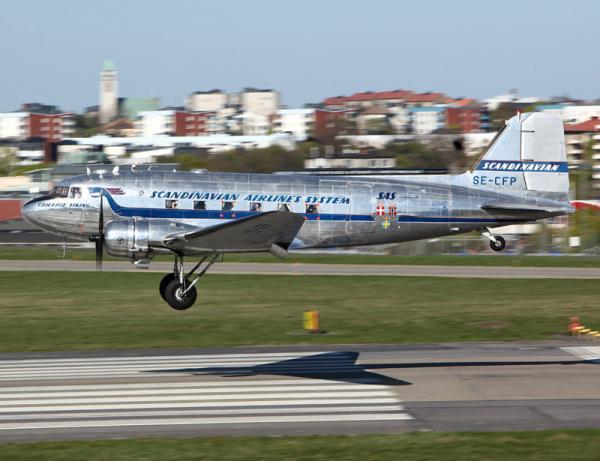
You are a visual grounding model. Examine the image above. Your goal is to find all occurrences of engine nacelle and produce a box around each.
[104,218,195,261]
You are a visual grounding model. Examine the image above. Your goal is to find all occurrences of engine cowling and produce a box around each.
[104,218,195,261]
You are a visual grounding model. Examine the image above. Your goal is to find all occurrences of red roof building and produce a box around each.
[323,90,413,108]
[564,117,600,133]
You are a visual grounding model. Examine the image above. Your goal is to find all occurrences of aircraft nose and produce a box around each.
[22,195,51,228]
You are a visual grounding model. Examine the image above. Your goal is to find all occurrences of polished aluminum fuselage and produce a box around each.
[22,169,569,253]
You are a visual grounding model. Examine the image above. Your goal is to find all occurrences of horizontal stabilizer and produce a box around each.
[481,202,574,214]
[163,211,304,254]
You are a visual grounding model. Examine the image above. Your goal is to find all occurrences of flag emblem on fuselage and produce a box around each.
[376,203,386,216]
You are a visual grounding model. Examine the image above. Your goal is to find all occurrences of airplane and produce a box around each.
[22,112,574,310]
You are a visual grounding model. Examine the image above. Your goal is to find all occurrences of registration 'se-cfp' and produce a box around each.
[23,113,573,310]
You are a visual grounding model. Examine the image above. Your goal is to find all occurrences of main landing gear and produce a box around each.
[159,254,220,310]
[481,228,506,252]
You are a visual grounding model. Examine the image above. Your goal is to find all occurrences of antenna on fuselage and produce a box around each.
[112,166,119,175]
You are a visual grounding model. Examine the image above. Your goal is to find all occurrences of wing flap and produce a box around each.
[163,211,305,254]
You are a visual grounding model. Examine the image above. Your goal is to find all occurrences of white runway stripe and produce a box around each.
[562,346,600,362]
[0,351,413,432]
[1,390,393,406]
[0,357,350,371]
[0,384,387,399]
[0,352,332,367]
[0,413,413,431]
[0,352,367,381]
[0,405,405,421]
[0,398,401,413]
[0,378,381,393]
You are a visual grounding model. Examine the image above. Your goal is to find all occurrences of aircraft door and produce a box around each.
[347,183,374,235]
[319,180,348,244]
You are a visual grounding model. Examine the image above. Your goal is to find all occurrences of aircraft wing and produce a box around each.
[162,211,305,255]
[481,202,574,214]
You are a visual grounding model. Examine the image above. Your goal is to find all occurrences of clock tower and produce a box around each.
[99,59,118,124]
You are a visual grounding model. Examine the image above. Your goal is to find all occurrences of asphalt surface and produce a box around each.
[0,341,599,442]
[0,259,599,278]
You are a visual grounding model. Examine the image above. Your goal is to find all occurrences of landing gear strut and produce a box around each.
[481,228,506,252]
[160,254,220,310]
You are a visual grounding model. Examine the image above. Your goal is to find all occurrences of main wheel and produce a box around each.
[159,273,176,300]
[164,278,197,310]
[490,235,506,252]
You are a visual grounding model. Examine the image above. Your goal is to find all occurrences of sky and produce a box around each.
[0,0,598,112]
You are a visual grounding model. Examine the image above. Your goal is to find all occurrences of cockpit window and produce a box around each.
[69,187,82,199]
[52,186,69,198]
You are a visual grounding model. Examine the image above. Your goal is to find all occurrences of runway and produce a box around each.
[0,342,599,442]
[1,259,600,278]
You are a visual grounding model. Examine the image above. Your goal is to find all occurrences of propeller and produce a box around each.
[95,193,104,271]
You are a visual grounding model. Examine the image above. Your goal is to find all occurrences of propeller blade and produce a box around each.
[96,193,104,272]
[95,239,103,271]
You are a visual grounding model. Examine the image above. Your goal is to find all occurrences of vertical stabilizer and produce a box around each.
[472,112,569,193]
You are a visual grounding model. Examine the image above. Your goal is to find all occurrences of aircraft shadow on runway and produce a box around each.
[145,351,411,386]
[145,352,590,386]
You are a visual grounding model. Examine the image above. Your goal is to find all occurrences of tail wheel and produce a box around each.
[164,278,197,310]
[490,236,506,252]
[159,273,176,300]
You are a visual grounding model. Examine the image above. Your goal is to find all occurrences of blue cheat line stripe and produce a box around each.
[101,191,374,222]
[102,192,517,224]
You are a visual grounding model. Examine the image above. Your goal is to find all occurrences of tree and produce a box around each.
[0,147,18,175]
[489,103,520,131]
[71,114,101,137]
[158,142,318,173]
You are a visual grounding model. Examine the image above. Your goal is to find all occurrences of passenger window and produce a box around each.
[250,202,262,212]
[305,204,318,214]
[278,203,291,212]
[222,201,234,211]
[165,199,178,209]
[69,187,81,199]
[193,200,206,210]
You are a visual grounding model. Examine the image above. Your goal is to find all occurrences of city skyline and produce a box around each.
[1,0,599,112]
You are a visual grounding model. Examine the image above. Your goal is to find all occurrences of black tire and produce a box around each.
[164,278,197,311]
[159,273,176,300]
[490,235,506,252]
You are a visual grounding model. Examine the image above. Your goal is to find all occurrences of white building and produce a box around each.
[240,88,279,116]
[462,132,497,157]
[0,113,28,139]
[562,105,600,124]
[99,60,118,124]
[410,107,446,134]
[66,133,297,155]
[232,112,270,135]
[305,153,396,169]
[483,90,540,111]
[272,109,314,139]
[186,90,228,112]
[135,110,174,137]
